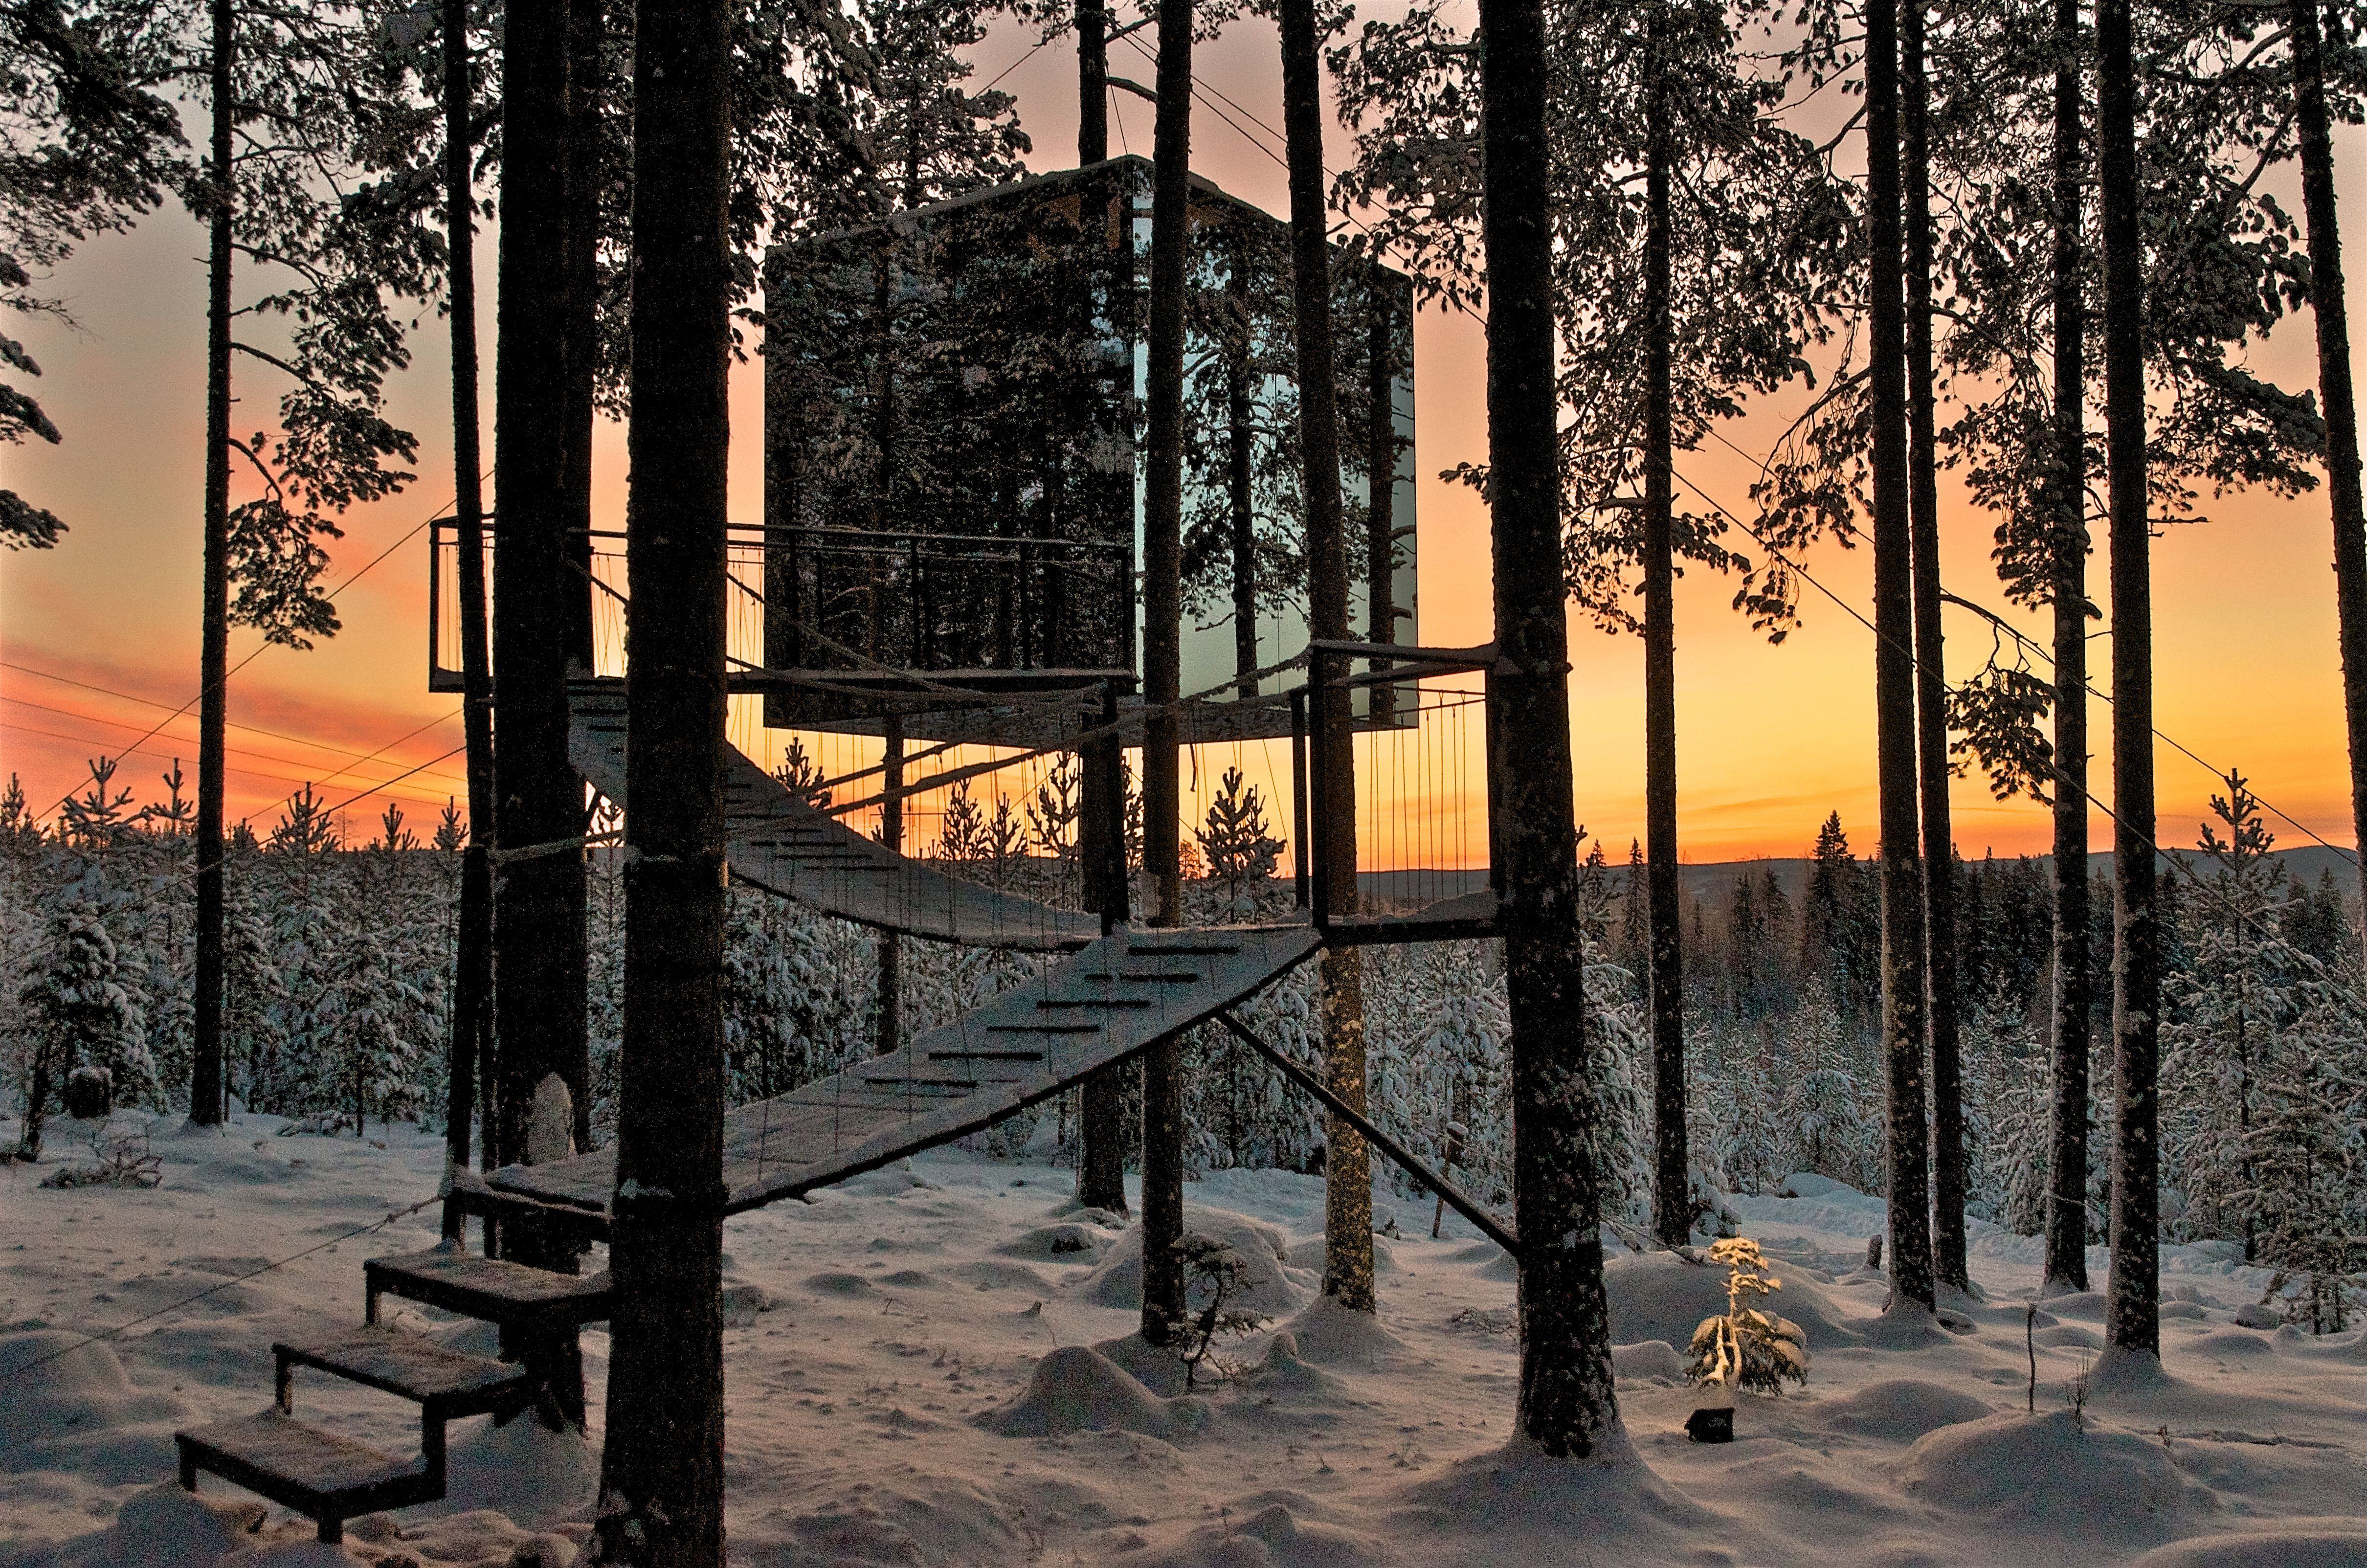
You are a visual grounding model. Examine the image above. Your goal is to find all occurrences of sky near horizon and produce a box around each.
[2,11,2363,871]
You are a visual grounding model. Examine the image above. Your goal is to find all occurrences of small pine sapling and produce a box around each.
[1193,767,1282,918]
[1174,1232,1267,1389]
[774,740,833,810]
[1687,1237,1809,1395]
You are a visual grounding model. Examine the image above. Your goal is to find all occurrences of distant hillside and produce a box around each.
[1361,845,2359,915]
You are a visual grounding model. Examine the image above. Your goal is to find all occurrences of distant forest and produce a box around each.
[10,760,2357,1285]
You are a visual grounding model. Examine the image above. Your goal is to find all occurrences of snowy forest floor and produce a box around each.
[2,1113,2364,1568]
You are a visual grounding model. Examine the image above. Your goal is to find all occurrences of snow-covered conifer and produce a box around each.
[15,902,147,1159]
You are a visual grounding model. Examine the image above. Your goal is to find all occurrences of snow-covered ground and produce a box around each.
[2,1112,2363,1568]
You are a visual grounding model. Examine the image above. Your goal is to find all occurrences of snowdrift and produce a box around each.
[1896,1410,2219,1535]
[973,1345,1208,1440]
[1602,1248,1861,1350]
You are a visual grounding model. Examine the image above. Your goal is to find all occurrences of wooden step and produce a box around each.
[276,1326,537,1420]
[177,1411,439,1545]
[366,1250,613,1331]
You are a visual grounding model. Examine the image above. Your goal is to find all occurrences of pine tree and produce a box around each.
[1134,0,1196,1351]
[15,902,146,1160]
[436,0,494,1227]
[1777,977,1880,1195]
[492,0,593,1202]
[1482,0,1621,1454]
[585,0,733,1551]
[2098,0,2160,1360]
[2285,0,2367,976]
[1618,838,1649,987]
[2239,993,2362,1331]
[1194,767,1282,921]
[187,0,428,1137]
[0,0,184,547]
[1800,812,1876,1011]
[220,851,284,1114]
[327,910,422,1137]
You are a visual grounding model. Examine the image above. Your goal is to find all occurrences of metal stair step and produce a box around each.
[176,1411,439,1543]
[276,1326,537,1416]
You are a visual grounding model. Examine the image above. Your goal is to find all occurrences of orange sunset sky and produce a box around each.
[3,9,2363,872]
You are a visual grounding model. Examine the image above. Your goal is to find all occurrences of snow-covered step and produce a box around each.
[275,1326,538,1422]
[364,1250,613,1333]
[175,1410,441,1545]
[363,1250,612,1429]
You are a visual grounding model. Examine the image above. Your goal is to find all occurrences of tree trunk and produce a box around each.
[192,0,233,1131]
[875,719,903,1056]
[2042,0,2092,1296]
[1228,250,1259,699]
[1073,3,1129,1216]
[586,0,731,1555]
[1281,0,1374,1312]
[1137,0,1193,1346]
[15,1035,57,1160]
[557,0,602,1155]
[868,241,904,1061]
[1641,59,1689,1252]
[1366,269,1398,725]
[1902,0,1966,1296]
[2289,0,2367,973]
[442,0,494,1236]
[1075,718,1131,1213]
[1481,0,1621,1455]
[1077,0,1108,164]
[2098,0,2159,1361]
[492,0,589,1238]
[563,0,600,672]
[1865,0,1937,1315]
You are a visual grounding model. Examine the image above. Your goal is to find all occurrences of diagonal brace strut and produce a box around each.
[1213,1009,1518,1254]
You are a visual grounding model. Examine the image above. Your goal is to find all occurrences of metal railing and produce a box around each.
[1287,640,1497,926]
[762,523,1132,683]
[428,520,1133,696]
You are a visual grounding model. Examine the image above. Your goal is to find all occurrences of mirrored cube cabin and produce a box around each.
[760,156,1416,743]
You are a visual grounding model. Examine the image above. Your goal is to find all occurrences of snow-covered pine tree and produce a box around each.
[1617,838,1649,994]
[1193,766,1283,921]
[722,885,800,1101]
[1958,988,2050,1234]
[133,762,197,1104]
[2163,773,2312,1256]
[2237,988,2363,1331]
[1692,1017,1783,1196]
[936,781,991,865]
[1026,754,1083,906]
[587,796,627,1138]
[260,786,339,1116]
[221,864,285,1117]
[1775,975,1880,1193]
[325,908,423,1136]
[14,901,147,1160]
[2147,780,2367,1318]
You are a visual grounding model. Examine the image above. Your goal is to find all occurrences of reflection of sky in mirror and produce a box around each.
[3,7,2363,867]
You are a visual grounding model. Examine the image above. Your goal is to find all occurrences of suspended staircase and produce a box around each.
[175,681,1494,1540]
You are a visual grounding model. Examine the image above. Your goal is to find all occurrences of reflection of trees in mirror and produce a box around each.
[764,159,1415,717]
